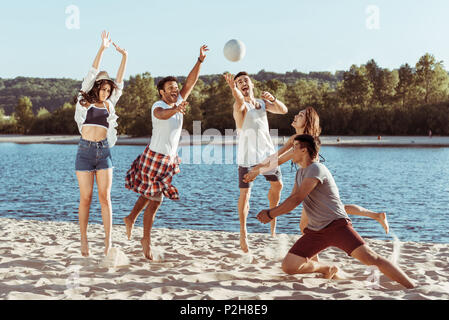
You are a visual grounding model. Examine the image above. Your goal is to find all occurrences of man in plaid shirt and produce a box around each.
[124,45,209,260]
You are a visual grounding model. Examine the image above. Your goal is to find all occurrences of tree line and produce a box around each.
[1,53,448,136]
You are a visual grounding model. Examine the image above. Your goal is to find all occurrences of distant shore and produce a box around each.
[0,134,448,147]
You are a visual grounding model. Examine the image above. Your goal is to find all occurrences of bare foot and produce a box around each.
[323,265,339,279]
[80,237,89,257]
[123,216,134,240]
[240,232,249,253]
[375,212,389,234]
[140,237,153,260]
[104,237,111,256]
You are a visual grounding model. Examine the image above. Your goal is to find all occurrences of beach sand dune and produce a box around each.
[0,217,448,300]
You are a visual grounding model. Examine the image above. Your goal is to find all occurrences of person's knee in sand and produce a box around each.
[282,253,339,280]
[257,134,415,289]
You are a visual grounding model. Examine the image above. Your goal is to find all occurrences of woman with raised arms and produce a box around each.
[73,31,128,257]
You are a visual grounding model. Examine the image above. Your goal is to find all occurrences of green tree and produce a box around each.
[0,109,18,134]
[0,107,5,123]
[116,72,158,136]
[200,77,234,133]
[49,103,78,134]
[183,79,207,133]
[396,63,416,108]
[365,59,397,106]
[338,65,373,108]
[30,107,53,134]
[15,96,34,134]
[36,107,51,119]
[415,53,449,104]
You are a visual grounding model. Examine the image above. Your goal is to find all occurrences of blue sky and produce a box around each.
[1,0,448,80]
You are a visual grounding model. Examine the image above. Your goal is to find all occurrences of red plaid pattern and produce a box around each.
[125,145,181,200]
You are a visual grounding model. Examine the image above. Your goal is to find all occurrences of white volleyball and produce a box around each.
[223,39,246,62]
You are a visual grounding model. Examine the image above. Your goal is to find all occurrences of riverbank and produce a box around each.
[0,134,448,147]
[0,217,448,300]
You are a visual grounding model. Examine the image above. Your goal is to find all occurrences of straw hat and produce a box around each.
[96,71,114,82]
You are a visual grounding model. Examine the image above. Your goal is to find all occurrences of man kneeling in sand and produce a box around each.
[257,134,415,289]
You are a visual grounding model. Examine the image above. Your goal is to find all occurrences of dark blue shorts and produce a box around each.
[238,165,282,189]
[75,138,113,172]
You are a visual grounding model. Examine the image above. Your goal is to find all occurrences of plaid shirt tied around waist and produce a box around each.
[125,145,181,200]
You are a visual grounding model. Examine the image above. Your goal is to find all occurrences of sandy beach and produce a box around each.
[0,217,448,300]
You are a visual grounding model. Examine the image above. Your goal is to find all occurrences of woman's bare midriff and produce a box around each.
[81,126,107,142]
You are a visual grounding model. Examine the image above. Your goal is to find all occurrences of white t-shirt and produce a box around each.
[237,99,276,167]
[149,94,184,158]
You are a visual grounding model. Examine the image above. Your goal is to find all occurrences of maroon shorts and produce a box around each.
[289,218,365,258]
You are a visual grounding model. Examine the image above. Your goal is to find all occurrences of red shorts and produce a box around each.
[289,218,365,258]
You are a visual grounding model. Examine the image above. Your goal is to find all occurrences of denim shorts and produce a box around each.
[75,138,113,172]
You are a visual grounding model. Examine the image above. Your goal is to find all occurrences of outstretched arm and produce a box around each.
[113,42,128,84]
[257,178,319,224]
[262,91,288,114]
[224,73,245,110]
[154,101,189,120]
[92,30,111,70]
[243,135,297,182]
[180,45,209,100]
[78,31,110,104]
[105,42,128,106]
[224,73,246,129]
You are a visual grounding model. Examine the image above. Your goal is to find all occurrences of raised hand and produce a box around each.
[261,91,276,103]
[101,30,112,49]
[199,45,209,62]
[223,73,237,89]
[113,42,128,56]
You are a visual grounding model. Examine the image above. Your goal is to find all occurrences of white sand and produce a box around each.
[0,217,448,300]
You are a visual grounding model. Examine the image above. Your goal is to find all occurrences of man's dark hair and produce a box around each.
[294,134,321,159]
[234,71,249,81]
[157,76,178,97]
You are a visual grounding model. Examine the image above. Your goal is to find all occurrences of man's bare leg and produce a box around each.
[268,181,283,237]
[238,188,251,253]
[282,253,339,279]
[351,245,415,288]
[141,199,162,260]
[344,204,389,234]
[124,195,149,240]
